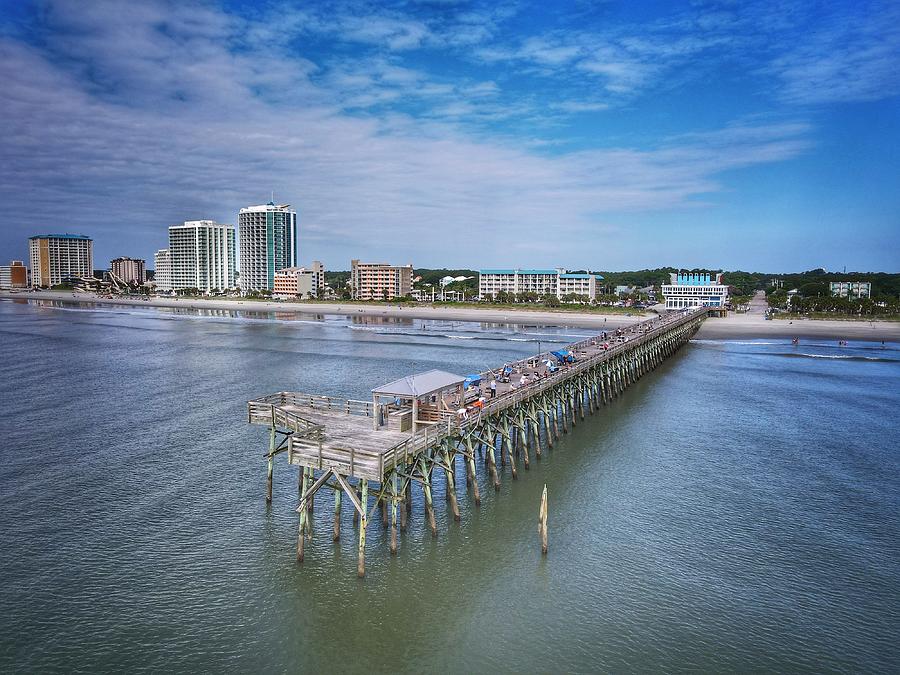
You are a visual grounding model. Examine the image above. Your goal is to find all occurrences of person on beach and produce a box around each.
[489,379,497,398]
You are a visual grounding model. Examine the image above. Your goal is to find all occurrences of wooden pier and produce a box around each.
[247,307,709,576]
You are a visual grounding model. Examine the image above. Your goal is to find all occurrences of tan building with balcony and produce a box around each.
[350,260,413,300]
[28,234,93,287]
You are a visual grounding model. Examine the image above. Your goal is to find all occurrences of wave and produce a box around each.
[779,353,898,363]
[691,339,786,346]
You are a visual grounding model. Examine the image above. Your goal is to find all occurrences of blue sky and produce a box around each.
[1,0,898,272]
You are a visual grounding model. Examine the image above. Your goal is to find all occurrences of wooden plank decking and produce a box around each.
[249,308,709,482]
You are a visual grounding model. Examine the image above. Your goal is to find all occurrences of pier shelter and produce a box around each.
[371,369,465,432]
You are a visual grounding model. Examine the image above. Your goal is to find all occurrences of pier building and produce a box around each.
[350,260,413,300]
[239,202,298,292]
[28,234,93,288]
[247,306,709,576]
[661,272,728,310]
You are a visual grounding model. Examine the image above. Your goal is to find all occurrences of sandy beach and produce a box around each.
[3,290,898,341]
[0,291,645,330]
[697,313,900,342]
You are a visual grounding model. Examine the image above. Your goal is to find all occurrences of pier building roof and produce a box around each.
[373,369,465,398]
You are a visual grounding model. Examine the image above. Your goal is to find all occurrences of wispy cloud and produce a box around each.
[766,2,900,105]
[2,0,895,270]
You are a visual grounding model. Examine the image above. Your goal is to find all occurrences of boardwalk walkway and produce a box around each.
[247,306,708,575]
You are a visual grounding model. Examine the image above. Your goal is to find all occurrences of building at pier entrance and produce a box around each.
[661,272,728,309]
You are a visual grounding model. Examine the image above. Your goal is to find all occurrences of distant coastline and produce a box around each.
[2,290,899,341]
[0,290,644,330]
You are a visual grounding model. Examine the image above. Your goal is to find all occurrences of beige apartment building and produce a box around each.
[350,260,413,300]
[28,234,93,287]
[110,256,146,284]
[273,261,325,299]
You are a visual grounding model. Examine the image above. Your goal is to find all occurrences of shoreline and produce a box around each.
[3,291,899,341]
[695,314,900,342]
[0,291,645,329]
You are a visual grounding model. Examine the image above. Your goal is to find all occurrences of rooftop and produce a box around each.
[372,369,465,398]
[29,233,91,240]
[240,202,293,213]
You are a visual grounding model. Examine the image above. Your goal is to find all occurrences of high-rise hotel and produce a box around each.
[239,202,297,292]
[28,233,93,287]
[156,221,236,293]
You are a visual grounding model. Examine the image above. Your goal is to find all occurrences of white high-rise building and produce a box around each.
[239,202,297,292]
[167,221,236,293]
[154,249,172,292]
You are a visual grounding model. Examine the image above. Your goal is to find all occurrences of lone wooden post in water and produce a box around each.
[538,484,548,555]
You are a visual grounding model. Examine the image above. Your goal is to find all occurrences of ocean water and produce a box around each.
[0,298,898,673]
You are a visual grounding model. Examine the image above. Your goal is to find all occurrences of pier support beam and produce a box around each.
[442,444,461,523]
[465,436,482,506]
[420,458,438,537]
[358,480,368,578]
[297,468,310,562]
[390,473,399,554]
[266,427,276,504]
[333,485,342,542]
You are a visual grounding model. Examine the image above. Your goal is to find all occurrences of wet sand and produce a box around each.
[0,291,644,329]
[4,291,897,341]
[697,313,899,342]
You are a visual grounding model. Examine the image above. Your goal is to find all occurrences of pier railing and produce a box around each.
[472,307,706,419]
[249,392,374,418]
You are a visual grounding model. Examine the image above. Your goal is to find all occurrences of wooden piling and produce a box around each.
[297,468,310,562]
[333,485,341,542]
[538,484,548,555]
[420,458,438,537]
[390,473,398,555]
[443,445,461,523]
[358,480,368,578]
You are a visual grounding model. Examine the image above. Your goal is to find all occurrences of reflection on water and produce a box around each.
[0,299,898,673]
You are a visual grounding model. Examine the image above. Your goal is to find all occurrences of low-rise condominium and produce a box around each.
[0,260,28,289]
[273,261,325,299]
[829,281,871,298]
[478,268,604,300]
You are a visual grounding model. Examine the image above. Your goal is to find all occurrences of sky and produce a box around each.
[1,0,898,272]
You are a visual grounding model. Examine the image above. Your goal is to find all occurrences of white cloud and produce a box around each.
[0,0,819,269]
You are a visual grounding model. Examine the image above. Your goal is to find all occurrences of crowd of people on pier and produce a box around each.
[451,310,694,424]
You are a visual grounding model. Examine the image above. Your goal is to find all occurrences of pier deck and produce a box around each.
[246,306,710,575]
